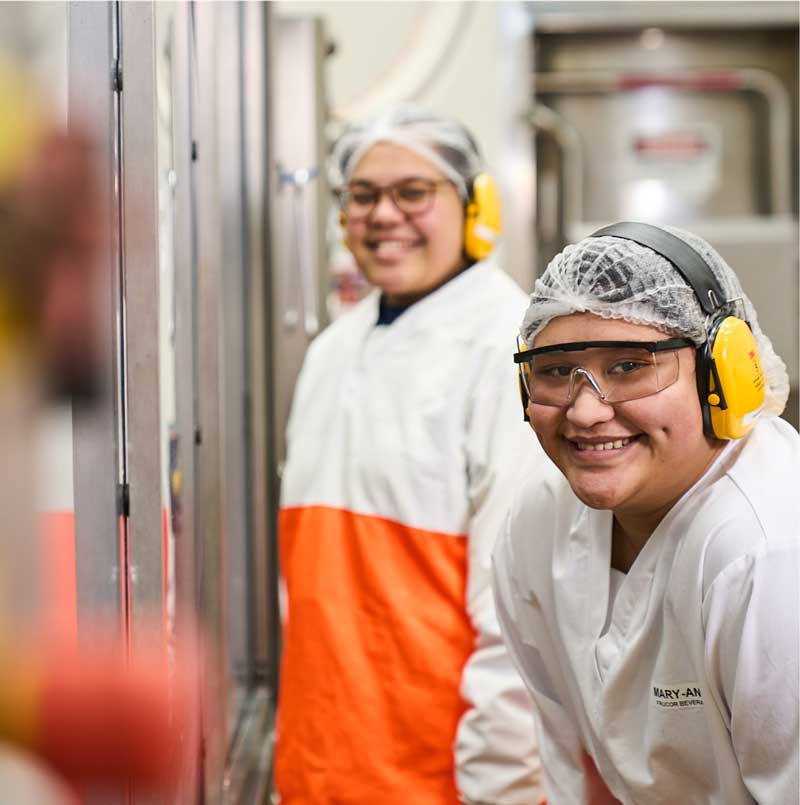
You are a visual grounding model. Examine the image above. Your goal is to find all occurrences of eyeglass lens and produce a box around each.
[521,346,682,406]
[343,178,439,218]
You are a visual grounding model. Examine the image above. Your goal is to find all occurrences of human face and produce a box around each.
[528,313,724,532]
[13,131,104,401]
[344,143,466,306]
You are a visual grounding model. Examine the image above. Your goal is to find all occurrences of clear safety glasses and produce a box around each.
[513,338,695,407]
[334,177,453,220]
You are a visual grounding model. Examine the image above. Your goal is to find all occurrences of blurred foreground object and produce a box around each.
[0,59,198,796]
[0,122,104,402]
[0,629,196,792]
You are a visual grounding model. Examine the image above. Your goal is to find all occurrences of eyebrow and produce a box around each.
[348,176,437,186]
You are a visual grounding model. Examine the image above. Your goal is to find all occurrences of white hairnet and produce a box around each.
[520,224,789,417]
[330,104,483,199]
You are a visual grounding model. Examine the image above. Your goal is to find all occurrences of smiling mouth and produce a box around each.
[367,239,422,255]
[573,436,637,452]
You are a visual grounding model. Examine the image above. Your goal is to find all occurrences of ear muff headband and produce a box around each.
[590,222,724,313]
[464,173,501,261]
[589,222,766,440]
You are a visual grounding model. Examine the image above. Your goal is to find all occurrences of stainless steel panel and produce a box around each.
[193,1,228,799]
[119,5,187,804]
[271,16,330,470]
[533,29,799,215]
[222,3,281,799]
[242,0,280,693]
[215,0,251,739]
[222,688,275,805]
[533,67,793,222]
[68,2,127,803]
[170,2,203,801]
[120,0,167,640]
[548,89,760,222]
[68,0,124,648]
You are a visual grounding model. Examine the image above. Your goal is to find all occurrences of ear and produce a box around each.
[526,402,536,432]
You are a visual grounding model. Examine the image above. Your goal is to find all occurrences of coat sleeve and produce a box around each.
[703,538,800,804]
[491,511,588,805]
[454,347,546,805]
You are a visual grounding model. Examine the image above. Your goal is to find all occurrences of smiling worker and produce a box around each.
[275,106,548,805]
[494,222,799,804]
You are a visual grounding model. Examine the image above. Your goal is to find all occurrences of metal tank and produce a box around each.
[529,1,799,426]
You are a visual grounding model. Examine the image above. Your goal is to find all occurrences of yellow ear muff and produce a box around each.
[339,210,350,250]
[464,173,502,261]
[704,316,766,440]
[588,221,765,443]
[0,60,44,191]
[516,340,532,423]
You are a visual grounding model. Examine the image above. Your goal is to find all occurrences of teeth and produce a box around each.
[374,240,414,253]
[576,438,632,451]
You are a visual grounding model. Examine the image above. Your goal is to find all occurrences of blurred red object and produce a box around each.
[0,622,199,794]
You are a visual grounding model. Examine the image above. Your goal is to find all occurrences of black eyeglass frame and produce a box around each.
[513,337,695,364]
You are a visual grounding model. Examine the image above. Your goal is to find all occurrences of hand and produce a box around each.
[583,751,622,804]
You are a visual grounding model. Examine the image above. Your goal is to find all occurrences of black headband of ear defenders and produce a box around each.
[590,222,725,316]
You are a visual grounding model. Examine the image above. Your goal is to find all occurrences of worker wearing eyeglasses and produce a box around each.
[275,106,550,805]
[494,223,799,804]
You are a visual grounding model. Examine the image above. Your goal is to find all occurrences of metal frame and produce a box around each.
[171,2,203,800]
[193,2,228,799]
[224,2,279,800]
[216,0,251,735]
[244,0,279,701]
[69,2,127,803]
[69,0,124,636]
[119,0,167,649]
[271,16,330,469]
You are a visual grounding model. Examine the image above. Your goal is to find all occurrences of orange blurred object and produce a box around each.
[0,630,198,793]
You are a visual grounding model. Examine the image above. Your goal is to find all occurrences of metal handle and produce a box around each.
[277,164,320,337]
[529,104,584,243]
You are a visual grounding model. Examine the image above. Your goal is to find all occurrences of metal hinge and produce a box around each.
[117,482,130,517]
[112,59,123,93]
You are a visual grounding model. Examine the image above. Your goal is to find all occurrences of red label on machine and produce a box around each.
[633,132,710,157]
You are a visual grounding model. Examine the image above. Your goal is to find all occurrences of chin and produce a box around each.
[575,491,621,511]
[366,266,410,291]
[566,472,624,511]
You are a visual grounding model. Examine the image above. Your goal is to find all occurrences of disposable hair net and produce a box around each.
[330,104,483,199]
[520,224,789,417]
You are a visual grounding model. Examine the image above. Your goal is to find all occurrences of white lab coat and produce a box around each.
[493,416,800,805]
[277,258,547,805]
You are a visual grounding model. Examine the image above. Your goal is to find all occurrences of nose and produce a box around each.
[369,190,405,224]
[565,374,615,427]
